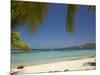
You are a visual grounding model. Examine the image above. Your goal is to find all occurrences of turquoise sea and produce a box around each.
[11,49,96,68]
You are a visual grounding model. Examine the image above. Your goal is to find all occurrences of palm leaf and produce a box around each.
[11,32,30,51]
[66,4,95,32]
[66,4,79,32]
[11,1,48,32]
[11,1,48,50]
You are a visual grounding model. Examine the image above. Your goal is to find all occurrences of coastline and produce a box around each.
[11,56,96,74]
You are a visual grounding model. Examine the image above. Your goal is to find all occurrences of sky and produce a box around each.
[15,3,96,49]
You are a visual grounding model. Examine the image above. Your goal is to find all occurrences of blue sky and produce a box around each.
[15,3,96,49]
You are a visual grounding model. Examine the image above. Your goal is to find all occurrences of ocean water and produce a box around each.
[11,49,96,68]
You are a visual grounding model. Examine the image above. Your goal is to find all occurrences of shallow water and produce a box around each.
[11,49,95,68]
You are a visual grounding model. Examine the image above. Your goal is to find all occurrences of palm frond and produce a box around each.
[11,1,48,32]
[11,32,30,51]
[66,4,79,32]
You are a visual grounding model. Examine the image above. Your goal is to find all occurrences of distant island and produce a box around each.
[61,43,96,50]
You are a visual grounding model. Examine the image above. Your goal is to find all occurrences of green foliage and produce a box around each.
[11,1,48,32]
[11,32,30,51]
[11,1,48,50]
[11,1,95,50]
[66,4,95,32]
[66,4,79,32]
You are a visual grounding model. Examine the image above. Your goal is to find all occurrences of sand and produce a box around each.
[11,56,96,74]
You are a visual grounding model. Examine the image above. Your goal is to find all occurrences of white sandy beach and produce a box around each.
[11,56,96,74]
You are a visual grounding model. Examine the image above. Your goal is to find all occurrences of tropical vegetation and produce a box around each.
[11,0,95,50]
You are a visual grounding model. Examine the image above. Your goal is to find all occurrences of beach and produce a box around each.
[11,56,96,74]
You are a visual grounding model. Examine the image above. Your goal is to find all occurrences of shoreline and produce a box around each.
[11,56,96,74]
[11,55,96,68]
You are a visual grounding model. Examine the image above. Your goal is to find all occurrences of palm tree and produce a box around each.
[11,32,30,51]
[66,4,95,32]
[11,1,48,32]
[11,1,48,50]
[11,0,95,50]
